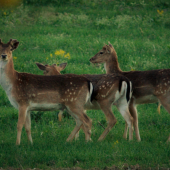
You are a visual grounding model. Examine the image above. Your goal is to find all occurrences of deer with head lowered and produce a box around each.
[36,62,67,121]
[90,42,170,142]
[36,62,134,141]
[0,39,93,145]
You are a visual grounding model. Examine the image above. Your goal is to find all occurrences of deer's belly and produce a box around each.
[84,100,101,110]
[135,95,158,104]
[28,102,65,111]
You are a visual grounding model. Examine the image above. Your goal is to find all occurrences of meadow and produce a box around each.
[0,0,170,169]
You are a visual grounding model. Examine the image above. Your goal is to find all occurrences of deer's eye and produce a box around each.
[100,52,103,54]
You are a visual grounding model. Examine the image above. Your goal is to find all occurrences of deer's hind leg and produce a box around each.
[66,106,92,142]
[123,99,141,141]
[116,100,134,141]
[98,101,117,141]
[157,94,170,142]
[128,100,141,141]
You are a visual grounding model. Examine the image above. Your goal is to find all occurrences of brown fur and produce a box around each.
[36,62,67,75]
[0,39,93,145]
[90,42,170,142]
[37,62,134,141]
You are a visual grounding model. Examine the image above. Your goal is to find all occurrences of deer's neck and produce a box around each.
[0,58,16,93]
[104,52,122,74]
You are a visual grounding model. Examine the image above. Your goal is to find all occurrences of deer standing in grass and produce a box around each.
[36,62,67,121]
[90,42,170,142]
[0,39,93,145]
[36,62,134,141]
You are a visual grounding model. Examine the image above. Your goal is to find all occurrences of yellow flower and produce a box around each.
[55,49,65,56]
[13,56,17,60]
[59,49,65,55]
[64,53,70,59]
[157,9,164,15]
[3,12,6,16]
[55,50,60,56]
[112,140,119,148]
[46,57,48,60]
[50,54,53,57]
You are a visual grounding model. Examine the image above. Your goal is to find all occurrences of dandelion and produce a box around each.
[59,49,65,55]
[55,49,65,56]
[157,9,164,15]
[50,54,53,57]
[3,12,6,16]
[64,53,70,59]
[13,56,17,60]
[55,50,60,56]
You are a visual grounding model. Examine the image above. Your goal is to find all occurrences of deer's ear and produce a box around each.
[102,46,107,51]
[106,45,112,53]
[36,63,46,71]
[9,39,19,51]
[58,63,67,71]
[108,42,113,48]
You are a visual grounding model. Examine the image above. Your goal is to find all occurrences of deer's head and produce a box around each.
[90,42,116,64]
[0,39,19,62]
[36,62,67,75]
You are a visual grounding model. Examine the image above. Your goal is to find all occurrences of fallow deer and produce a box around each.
[0,39,93,145]
[90,42,170,142]
[36,62,134,141]
[36,62,67,76]
[36,62,67,121]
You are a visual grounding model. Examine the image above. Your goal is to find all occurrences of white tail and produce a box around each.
[37,62,134,141]
[90,42,170,142]
[0,39,93,145]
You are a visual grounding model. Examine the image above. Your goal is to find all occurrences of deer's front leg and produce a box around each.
[16,105,28,145]
[24,111,33,144]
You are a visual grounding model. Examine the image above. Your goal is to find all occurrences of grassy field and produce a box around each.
[0,0,170,169]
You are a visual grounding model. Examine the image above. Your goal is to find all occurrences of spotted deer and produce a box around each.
[36,62,67,121]
[36,62,67,76]
[90,42,170,142]
[36,62,134,141]
[0,39,93,145]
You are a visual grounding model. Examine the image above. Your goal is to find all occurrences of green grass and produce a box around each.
[0,0,170,169]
